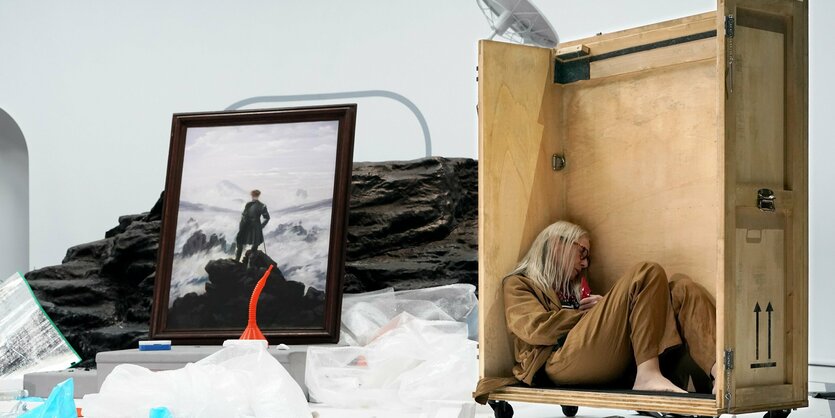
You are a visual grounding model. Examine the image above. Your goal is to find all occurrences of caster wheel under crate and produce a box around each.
[561,405,579,417]
[764,410,792,418]
[488,400,514,418]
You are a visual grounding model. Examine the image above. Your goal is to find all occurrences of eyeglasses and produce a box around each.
[573,242,591,266]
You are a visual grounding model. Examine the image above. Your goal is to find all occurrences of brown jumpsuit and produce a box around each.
[508,262,716,387]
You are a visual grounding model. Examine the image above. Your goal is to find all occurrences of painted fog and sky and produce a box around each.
[169,121,339,306]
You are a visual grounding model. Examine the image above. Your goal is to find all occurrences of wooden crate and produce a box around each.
[477,0,807,415]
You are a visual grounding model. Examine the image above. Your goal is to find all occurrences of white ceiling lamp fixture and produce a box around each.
[477,0,559,48]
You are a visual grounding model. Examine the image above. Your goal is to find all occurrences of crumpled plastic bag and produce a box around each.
[82,345,311,418]
[338,284,478,346]
[393,285,479,322]
[19,378,76,418]
[307,284,479,409]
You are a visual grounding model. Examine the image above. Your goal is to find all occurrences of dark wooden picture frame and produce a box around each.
[150,105,356,344]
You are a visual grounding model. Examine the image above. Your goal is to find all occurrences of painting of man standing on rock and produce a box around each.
[150,106,356,344]
[235,189,270,262]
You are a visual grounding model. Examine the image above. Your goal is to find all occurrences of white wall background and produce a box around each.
[0,1,832,364]
[807,0,835,368]
[0,109,28,276]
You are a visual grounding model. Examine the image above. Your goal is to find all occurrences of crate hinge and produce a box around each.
[723,349,734,408]
[552,154,566,171]
[724,348,734,369]
[725,14,736,38]
[725,14,736,95]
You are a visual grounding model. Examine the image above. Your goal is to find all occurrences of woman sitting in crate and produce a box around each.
[502,220,717,394]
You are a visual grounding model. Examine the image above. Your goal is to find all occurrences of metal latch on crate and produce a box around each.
[757,188,776,212]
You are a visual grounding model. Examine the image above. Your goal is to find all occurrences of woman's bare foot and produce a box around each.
[633,358,687,393]
[633,374,687,393]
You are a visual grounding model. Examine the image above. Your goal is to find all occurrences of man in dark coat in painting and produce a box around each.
[235,189,271,262]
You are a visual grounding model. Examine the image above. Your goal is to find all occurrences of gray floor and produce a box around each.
[2,391,831,418]
[310,397,833,418]
[4,373,833,417]
[311,382,834,418]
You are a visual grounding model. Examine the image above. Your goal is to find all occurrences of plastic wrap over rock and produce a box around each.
[0,273,80,379]
[306,284,478,409]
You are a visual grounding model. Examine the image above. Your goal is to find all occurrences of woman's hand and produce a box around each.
[579,294,603,312]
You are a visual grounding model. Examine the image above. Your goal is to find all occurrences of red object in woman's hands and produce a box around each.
[580,275,592,299]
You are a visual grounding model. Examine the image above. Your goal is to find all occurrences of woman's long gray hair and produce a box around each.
[507,221,587,299]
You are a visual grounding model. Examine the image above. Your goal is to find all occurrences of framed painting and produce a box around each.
[150,105,356,344]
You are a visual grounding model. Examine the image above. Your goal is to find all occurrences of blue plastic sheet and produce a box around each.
[148,407,173,418]
[19,378,76,418]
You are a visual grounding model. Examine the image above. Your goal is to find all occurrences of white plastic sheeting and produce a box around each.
[0,273,80,379]
[82,344,312,418]
[306,284,479,409]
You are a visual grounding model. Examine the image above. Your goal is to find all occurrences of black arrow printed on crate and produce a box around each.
[754,302,761,360]
[750,301,777,369]
[767,302,774,359]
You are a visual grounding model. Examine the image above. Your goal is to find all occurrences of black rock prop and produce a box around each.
[24,157,478,364]
[25,194,164,366]
[345,158,477,292]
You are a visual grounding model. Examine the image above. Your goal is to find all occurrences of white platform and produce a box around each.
[97,345,318,398]
[23,344,328,399]
[22,368,97,399]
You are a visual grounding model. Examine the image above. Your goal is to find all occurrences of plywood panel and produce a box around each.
[733,223,786,387]
[716,2,733,411]
[733,26,786,186]
[785,0,810,401]
[732,384,797,413]
[478,40,565,378]
[723,0,808,411]
[559,12,716,57]
[492,387,720,417]
[561,60,720,297]
[590,38,716,79]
